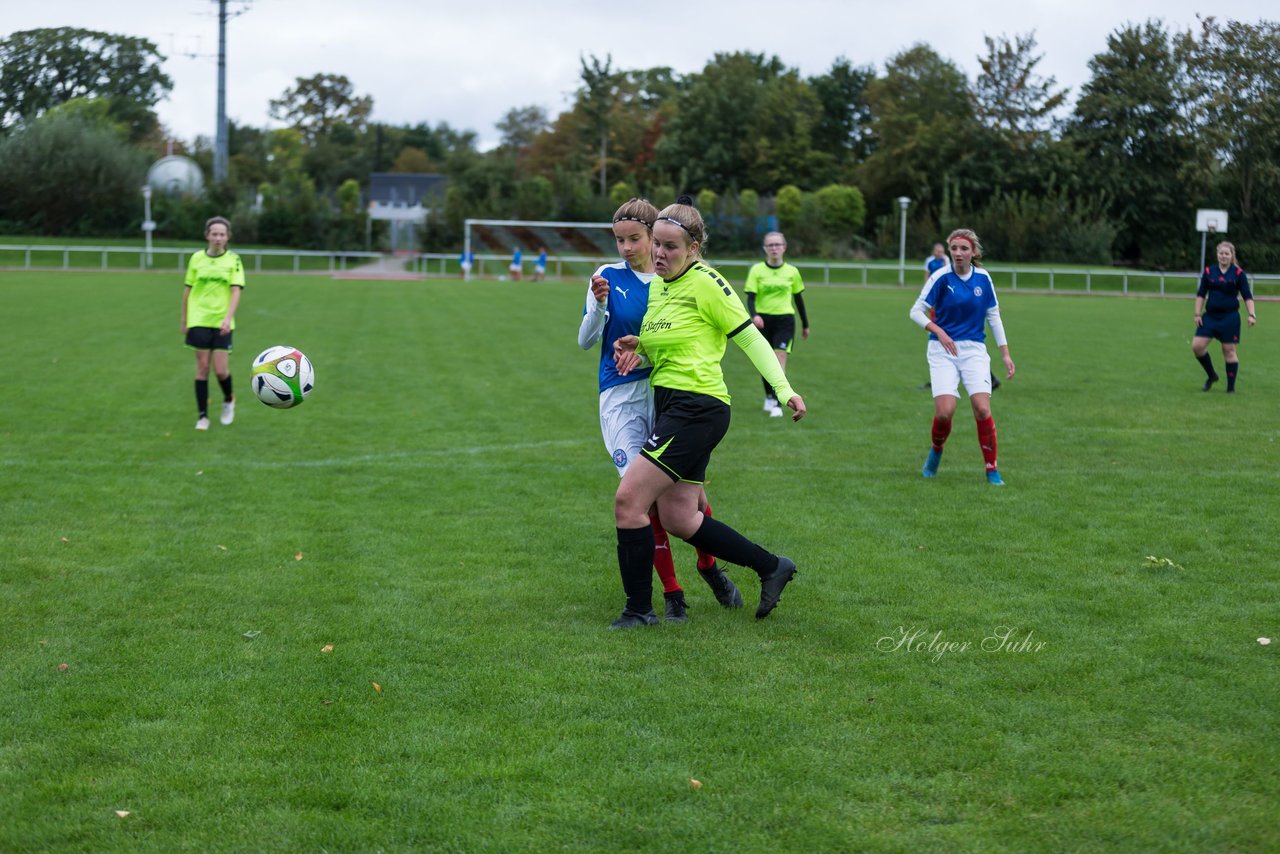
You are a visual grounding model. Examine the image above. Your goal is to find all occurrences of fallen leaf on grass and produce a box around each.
[242,630,261,640]
[60,537,70,543]
[195,470,203,476]
[57,663,69,672]
[688,779,702,790]
[39,640,48,646]
[322,699,335,705]
[294,552,304,561]
[1260,638,1272,646]
[1143,555,1184,571]
[321,644,334,653]
[371,681,382,694]
[217,544,227,551]
[114,810,130,818]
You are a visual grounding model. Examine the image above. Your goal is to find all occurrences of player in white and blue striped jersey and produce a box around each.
[909,229,1016,485]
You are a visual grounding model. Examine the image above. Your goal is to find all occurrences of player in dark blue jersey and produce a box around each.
[910,229,1015,485]
[578,198,734,625]
[1192,241,1256,393]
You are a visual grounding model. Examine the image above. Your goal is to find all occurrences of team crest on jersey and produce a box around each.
[613,448,628,468]
[973,286,983,297]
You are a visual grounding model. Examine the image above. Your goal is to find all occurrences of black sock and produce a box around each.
[684,516,778,579]
[217,374,234,401]
[1226,361,1238,390]
[195,379,209,417]
[616,526,654,614]
[762,376,774,400]
[1196,353,1217,379]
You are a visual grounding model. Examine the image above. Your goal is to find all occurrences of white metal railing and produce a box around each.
[4,244,1276,296]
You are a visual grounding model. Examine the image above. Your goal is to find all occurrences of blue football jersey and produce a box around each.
[919,267,999,343]
[587,261,656,392]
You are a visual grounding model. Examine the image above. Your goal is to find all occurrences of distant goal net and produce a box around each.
[463,218,614,281]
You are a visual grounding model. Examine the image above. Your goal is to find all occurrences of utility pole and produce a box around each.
[213,0,229,183]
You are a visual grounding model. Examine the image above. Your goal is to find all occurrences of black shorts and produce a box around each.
[759,314,796,353]
[1194,313,1240,344]
[642,387,731,484]
[186,327,233,351]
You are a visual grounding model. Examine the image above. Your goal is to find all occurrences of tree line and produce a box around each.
[1,18,1277,269]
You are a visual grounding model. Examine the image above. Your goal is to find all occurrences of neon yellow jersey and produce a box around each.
[184,250,245,329]
[744,261,804,315]
[638,262,751,404]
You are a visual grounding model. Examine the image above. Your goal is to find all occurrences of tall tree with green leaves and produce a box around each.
[972,32,1068,139]
[656,52,822,192]
[0,27,172,140]
[1067,20,1199,264]
[808,57,877,178]
[857,44,977,234]
[578,54,621,197]
[1179,16,1280,266]
[268,73,373,145]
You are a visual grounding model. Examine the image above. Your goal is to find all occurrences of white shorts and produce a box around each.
[509,263,521,273]
[535,265,546,275]
[599,381,654,476]
[927,339,992,398]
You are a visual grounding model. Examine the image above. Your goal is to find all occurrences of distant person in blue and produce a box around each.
[1192,240,1256,393]
[924,243,948,280]
[533,247,548,281]
[919,240,1000,391]
[509,247,523,281]
[910,228,1015,485]
[457,248,473,279]
[577,197,735,627]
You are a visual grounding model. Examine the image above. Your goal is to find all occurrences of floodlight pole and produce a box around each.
[213,0,229,183]
[896,197,911,286]
[141,184,155,266]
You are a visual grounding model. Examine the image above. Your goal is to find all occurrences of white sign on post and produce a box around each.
[1196,209,1228,233]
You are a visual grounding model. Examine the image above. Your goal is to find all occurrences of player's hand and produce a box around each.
[786,394,806,422]
[180,323,187,335]
[937,331,958,356]
[753,314,764,329]
[1194,314,1203,327]
[614,335,640,375]
[1003,355,1016,379]
[219,319,232,335]
[590,275,610,304]
[1247,313,1257,327]
[802,327,810,340]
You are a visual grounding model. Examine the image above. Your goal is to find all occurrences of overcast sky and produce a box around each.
[3,1,1274,150]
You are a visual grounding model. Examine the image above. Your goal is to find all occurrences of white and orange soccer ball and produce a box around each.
[251,346,314,409]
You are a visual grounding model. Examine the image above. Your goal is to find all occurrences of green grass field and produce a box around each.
[2,270,1277,851]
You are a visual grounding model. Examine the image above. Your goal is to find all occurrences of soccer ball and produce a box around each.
[251,346,314,409]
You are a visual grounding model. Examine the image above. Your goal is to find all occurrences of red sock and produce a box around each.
[649,510,681,593]
[976,415,998,471]
[695,501,717,569]
[931,417,952,452]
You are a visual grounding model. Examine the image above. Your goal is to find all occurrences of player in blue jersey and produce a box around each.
[1192,241,1256,393]
[509,247,523,281]
[910,229,1015,485]
[532,247,548,281]
[578,198,736,625]
[919,241,999,391]
[924,243,948,279]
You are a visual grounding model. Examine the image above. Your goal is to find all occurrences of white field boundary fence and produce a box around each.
[4,244,1277,298]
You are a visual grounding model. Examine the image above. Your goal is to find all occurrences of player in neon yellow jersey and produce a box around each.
[609,196,806,628]
[745,231,809,416]
[181,216,243,431]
